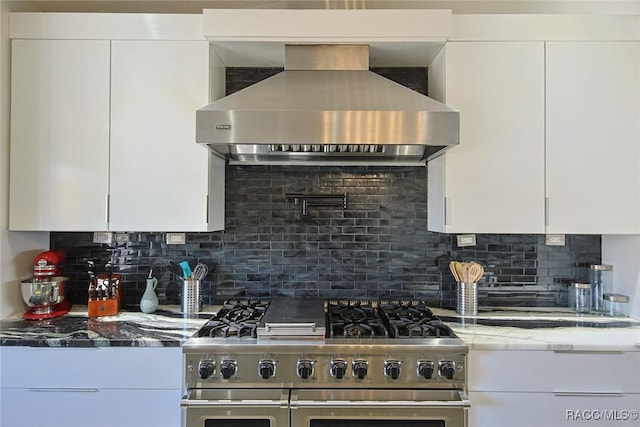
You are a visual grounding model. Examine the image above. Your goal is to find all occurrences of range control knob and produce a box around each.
[417,360,435,380]
[198,359,216,380]
[220,359,238,380]
[384,359,403,380]
[330,359,348,379]
[258,359,276,380]
[297,359,315,379]
[352,359,369,380]
[439,361,456,380]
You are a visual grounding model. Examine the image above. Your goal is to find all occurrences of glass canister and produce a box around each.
[603,293,629,317]
[568,282,592,313]
[590,264,613,312]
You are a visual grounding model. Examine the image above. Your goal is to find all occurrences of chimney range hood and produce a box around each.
[196,44,459,165]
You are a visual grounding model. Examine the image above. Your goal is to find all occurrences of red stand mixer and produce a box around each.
[20,250,71,320]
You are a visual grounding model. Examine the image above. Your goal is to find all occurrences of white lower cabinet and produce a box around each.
[1,388,182,427]
[469,391,640,427]
[468,349,640,427]
[0,347,182,427]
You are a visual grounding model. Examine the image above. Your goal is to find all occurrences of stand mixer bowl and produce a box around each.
[20,277,68,314]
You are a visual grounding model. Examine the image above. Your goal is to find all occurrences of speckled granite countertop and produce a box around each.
[2,304,639,351]
[0,305,216,347]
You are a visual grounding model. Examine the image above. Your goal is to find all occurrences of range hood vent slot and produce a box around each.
[270,144,385,154]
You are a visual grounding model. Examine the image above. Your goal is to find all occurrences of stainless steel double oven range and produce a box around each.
[182,298,470,427]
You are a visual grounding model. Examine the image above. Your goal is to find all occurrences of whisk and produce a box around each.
[191,263,209,281]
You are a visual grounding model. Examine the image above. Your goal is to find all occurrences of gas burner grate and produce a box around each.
[196,300,269,339]
[379,302,456,339]
[202,319,258,338]
[326,302,388,338]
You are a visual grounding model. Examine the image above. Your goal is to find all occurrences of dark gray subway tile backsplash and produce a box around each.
[51,165,600,310]
[49,67,601,310]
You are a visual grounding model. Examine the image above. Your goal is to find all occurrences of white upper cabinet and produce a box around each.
[8,18,225,232]
[428,42,545,233]
[545,42,640,234]
[110,40,222,232]
[9,40,111,231]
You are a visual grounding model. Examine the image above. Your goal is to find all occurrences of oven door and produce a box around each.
[290,389,470,427]
[181,389,290,427]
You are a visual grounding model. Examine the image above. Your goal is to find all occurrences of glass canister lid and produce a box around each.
[590,264,613,271]
[571,282,592,289]
[603,293,629,302]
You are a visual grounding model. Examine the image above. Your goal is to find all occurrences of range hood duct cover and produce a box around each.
[196,45,459,165]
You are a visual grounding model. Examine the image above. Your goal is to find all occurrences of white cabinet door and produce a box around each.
[9,40,111,231]
[468,349,640,427]
[468,349,640,393]
[427,42,545,233]
[110,40,222,232]
[0,347,182,427]
[469,391,640,427]
[546,42,640,234]
[1,389,182,427]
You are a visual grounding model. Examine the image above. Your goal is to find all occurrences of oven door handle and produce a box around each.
[289,390,471,409]
[181,390,290,409]
[181,400,288,408]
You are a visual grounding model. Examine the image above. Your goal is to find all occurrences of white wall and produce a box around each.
[0,0,49,319]
[602,236,640,319]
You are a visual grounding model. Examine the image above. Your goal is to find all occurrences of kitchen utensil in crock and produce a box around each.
[192,263,208,281]
[168,261,184,279]
[449,261,461,282]
[466,262,484,283]
[450,261,464,282]
[451,260,483,316]
[179,261,193,279]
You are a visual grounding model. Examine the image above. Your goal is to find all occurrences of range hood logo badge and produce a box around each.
[216,124,231,130]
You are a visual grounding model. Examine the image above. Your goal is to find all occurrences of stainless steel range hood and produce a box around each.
[196,45,459,165]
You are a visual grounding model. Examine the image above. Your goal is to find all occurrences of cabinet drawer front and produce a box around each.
[0,347,182,389]
[1,388,181,427]
[468,391,640,427]
[468,350,640,393]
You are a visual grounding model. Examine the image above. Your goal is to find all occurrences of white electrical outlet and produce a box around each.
[115,233,129,243]
[545,234,566,246]
[456,234,476,247]
[93,232,113,245]
[166,232,186,245]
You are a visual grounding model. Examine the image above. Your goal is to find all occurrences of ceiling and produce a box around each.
[25,1,640,15]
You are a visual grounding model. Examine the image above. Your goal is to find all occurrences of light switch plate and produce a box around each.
[166,232,186,245]
[456,234,476,247]
[93,232,113,245]
[545,234,566,246]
